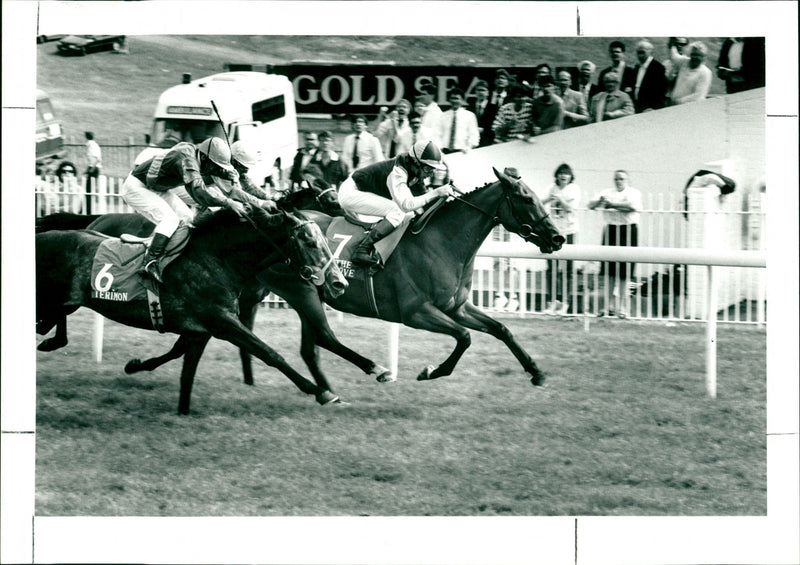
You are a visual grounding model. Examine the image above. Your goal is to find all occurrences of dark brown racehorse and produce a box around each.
[111,167,564,387]
[36,207,348,414]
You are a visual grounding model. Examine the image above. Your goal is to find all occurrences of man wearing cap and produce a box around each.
[337,140,455,266]
[529,75,565,135]
[662,37,689,99]
[121,136,250,282]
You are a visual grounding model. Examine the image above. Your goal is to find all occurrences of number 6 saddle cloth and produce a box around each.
[89,225,191,330]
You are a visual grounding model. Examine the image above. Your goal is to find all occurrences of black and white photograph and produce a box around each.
[2,1,798,564]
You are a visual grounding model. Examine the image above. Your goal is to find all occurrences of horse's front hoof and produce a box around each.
[124,359,142,374]
[317,390,340,405]
[38,337,67,352]
[416,365,436,381]
[530,372,546,386]
[374,368,396,383]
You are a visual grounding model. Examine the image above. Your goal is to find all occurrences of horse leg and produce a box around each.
[238,299,260,386]
[403,303,472,381]
[37,315,69,352]
[177,333,212,415]
[297,303,393,386]
[209,312,339,405]
[124,334,192,374]
[451,302,545,386]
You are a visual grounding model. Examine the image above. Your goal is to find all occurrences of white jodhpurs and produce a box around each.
[121,175,194,237]
[338,177,409,227]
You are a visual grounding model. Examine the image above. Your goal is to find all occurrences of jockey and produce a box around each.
[338,139,455,266]
[229,139,278,212]
[122,136,248,283]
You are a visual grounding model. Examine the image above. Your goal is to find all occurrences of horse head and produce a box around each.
[492,167,565,254]
[282,211,347,298]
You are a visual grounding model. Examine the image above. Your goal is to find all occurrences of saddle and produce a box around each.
[89,224,191,331]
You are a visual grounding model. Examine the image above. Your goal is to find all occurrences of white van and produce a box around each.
[151,71,298,188]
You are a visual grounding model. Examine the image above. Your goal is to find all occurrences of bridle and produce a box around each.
[448,182,550,242]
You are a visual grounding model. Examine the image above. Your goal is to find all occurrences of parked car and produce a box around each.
[56,35,125,56]
[37,35,66,44]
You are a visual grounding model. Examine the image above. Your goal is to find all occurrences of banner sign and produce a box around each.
[227,63,575,115]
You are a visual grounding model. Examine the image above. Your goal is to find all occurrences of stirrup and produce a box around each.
[141,260,164,284]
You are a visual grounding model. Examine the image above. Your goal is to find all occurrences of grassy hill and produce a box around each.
[37,35,725,145]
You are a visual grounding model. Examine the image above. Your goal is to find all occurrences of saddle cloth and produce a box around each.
[325,215,410,272]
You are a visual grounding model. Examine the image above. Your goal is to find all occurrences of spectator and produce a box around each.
[717,37,765,94]
[289,131,319,189]
[84,131,102,182]
[662,37,689,100]
[598,40,637,99]
[556,70,589,129]
[491,85,533,142]
[529,63,554,99]
[341,114,383,171]
[437,88,479,154]
[587,170,642,319]
[308,130,349,190]
[577,60,601,107]
[417,82,442,131]
[491,68,513,106]
[529,75,564,135]
[669,41,713,105]
[374,99,412,158]
[632,40,667,112]
[589,71,634,122]
[395,110,434,154]
[468,79,497,147]
[542,163,581,315]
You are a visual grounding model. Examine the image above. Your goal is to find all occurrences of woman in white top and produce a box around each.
[588,170,643,318]
[542,163,581,315]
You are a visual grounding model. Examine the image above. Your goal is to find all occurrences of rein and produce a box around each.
[448,183,550,239]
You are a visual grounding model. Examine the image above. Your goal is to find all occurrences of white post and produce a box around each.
[705,266,717,398]
[93,313,105,363]
[388,322,400,378]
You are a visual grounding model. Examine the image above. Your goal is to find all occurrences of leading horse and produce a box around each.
[84,167,564,389]
[36,207,348,414]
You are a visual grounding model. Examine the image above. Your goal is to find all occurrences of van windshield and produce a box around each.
[152,119,226,145]
[37,98,56,124]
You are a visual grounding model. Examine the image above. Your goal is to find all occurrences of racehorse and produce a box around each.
[82,167,565,388]
[36,207,348,414]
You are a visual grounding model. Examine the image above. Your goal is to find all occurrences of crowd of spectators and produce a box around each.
[285,36,763,192]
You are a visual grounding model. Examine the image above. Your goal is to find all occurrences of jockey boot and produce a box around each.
[140,233,170,283]
[352,219,396,266]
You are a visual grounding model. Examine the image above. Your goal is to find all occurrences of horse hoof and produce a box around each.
[38,337,67,352]
[530,373,546,387]
[375,370,396,383]
[317,391,340,405]
[124,359,142,374]
[416,365,436,381]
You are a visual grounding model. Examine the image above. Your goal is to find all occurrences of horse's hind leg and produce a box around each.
[177,333,212,415]
[125,334,192,374]
[37,316,69,351]
[451,302,544,386]
[403,303,472,381]
[237,299,260,386]
[210,312,339,405]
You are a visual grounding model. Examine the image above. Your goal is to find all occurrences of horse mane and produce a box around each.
[276,187,316,210]
[191,207,286,237]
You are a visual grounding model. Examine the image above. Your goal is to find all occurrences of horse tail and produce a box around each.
[36,212,100,233]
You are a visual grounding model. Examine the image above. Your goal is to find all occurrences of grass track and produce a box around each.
[36,308,765,516]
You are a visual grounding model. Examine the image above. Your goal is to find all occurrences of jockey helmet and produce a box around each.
[196,137,235,176]
[411,140,446,171]
[230,139,262,169]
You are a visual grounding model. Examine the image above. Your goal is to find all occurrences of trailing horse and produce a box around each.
[36,207,348,414]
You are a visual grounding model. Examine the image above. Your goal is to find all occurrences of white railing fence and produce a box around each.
[35,180,767,325]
